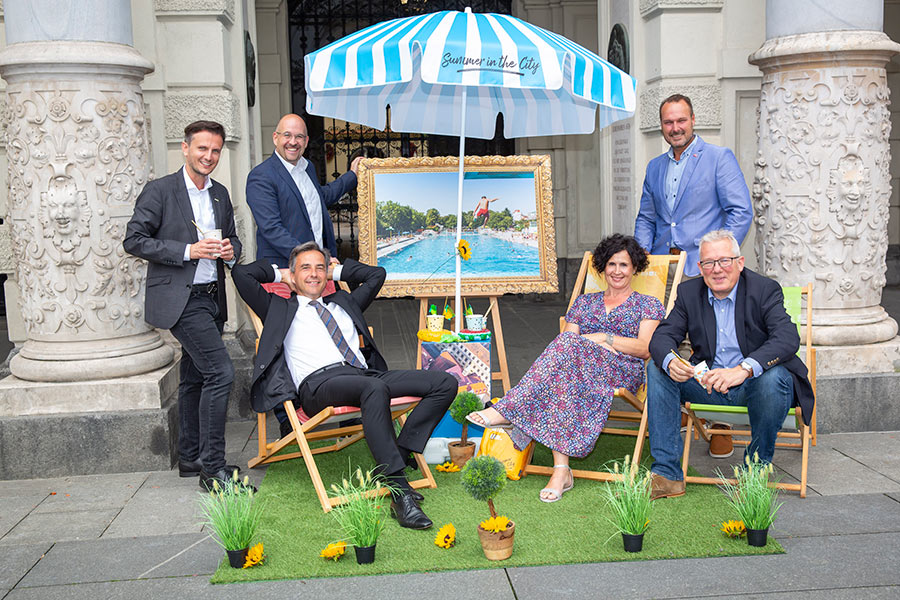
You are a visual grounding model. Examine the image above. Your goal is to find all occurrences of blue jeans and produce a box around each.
[170,291,234,472]
[646,362,793,481]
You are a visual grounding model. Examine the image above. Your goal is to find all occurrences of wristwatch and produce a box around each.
[739,360,754,376]
[605,333,614,346]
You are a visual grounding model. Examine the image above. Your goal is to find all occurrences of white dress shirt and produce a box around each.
[181,167,217,284]
[275,153,324,248]
[272,265,367,389]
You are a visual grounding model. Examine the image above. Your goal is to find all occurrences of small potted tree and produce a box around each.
[461,455,515,560]
[197,472,264,568]
[329,466,391,564]
[718,453,782,547]
[448,391,482,467]
[599,455,652,552]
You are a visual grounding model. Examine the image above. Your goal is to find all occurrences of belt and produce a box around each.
[191,282,218,294]
[308,361,361,379]
[298,361,361,393]
[668,248,682,255]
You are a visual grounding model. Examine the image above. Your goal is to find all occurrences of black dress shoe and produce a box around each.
[199,468,257,493]
[390,493,432,530]
[179,459,241,478]
[410,489,424,503]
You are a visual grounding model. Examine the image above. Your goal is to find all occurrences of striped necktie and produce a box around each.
[310,301,365,369]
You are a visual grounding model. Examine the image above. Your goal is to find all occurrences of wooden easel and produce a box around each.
[415,294,511,394]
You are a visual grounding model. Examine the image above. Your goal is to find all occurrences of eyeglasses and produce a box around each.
[698,256,740,271]
[276,131,308,141]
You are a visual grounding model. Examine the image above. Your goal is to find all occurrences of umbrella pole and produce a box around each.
[454,86,467,334]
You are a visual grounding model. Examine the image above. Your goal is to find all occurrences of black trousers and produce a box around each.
[298,367,456,475]
[169,290,234,472]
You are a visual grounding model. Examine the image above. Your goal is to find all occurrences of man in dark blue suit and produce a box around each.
[645,230,814,500]
[246,113,362,435]
[246,113,361,266]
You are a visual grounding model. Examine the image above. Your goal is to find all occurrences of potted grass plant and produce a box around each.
[717,453,783,547]
[599,455,652,552]
[448,391,482,467]
[460,455,515,560]
[328,466,391,564]
[197,472,264,568]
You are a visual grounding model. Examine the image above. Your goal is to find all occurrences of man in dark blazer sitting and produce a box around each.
[646,229,814,500]
[232,242,456,529]
[124,120,244,491]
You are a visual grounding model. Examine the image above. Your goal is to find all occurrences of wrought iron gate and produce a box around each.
[288,0,515,259]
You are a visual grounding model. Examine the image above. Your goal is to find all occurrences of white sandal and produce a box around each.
[539,465,574,503]
[466,409,513,430]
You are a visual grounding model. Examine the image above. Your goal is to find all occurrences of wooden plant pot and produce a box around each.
[448,440,476,467]
[477,520,515,561]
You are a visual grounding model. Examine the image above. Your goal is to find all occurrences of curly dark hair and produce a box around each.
[592,234,649,275]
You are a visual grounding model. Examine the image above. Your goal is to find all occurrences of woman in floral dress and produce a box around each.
[468,234,665,502]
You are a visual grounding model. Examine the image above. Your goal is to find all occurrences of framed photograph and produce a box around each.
[356,155,557,298]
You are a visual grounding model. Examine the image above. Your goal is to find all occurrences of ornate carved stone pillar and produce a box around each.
[0,2,173,381]
[750,30,900,348]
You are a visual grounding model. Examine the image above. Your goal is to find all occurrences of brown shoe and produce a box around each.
[708,423,734,458]
[650,472,686,500]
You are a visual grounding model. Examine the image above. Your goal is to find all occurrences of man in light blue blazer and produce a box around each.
[246,113,361,266]
[634,94,752,277]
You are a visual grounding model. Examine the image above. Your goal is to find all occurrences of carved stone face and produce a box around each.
[838,170,862,206]
[42,176,88,238]
[827,155,871,218]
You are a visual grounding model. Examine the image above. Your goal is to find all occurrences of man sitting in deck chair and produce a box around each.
[232,242,456,530]
[645,229,814,500]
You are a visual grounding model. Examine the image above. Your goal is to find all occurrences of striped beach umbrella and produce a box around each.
[305,8,636,328]
[305,8,635,139]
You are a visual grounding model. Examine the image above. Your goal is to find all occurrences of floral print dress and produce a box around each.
[494,291,665,457]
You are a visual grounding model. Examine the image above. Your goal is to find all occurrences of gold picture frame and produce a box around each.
[357,155,557,298]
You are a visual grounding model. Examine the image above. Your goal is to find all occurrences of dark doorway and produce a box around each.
[287,0,515,259]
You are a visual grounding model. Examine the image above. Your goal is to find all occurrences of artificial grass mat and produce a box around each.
[211,435,783,583]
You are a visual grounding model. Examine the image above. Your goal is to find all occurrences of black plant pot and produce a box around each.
[622,533,644,553]
[226,547,248,568]
[355,544,376,564]
[746,527,769,547]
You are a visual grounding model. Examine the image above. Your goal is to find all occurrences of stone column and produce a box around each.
[749,0,900,356]
[0,0,173,382]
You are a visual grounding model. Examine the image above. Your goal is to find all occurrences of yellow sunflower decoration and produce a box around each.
[319,541,347,561]
[435,461,460,473]
[242,542,265,568]
[720,520,746,538]
[457,239,471,261]
[480,515,511,533]
[434,523,456,549]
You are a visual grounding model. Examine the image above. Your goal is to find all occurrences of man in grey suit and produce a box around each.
[124,120,245,491]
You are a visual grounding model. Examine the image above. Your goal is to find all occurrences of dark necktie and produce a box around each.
[310,301,365,368]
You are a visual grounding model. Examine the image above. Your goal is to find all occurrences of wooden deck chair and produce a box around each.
[244,282,437,512]
[522,251,686,482]
[678,283,817,498]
